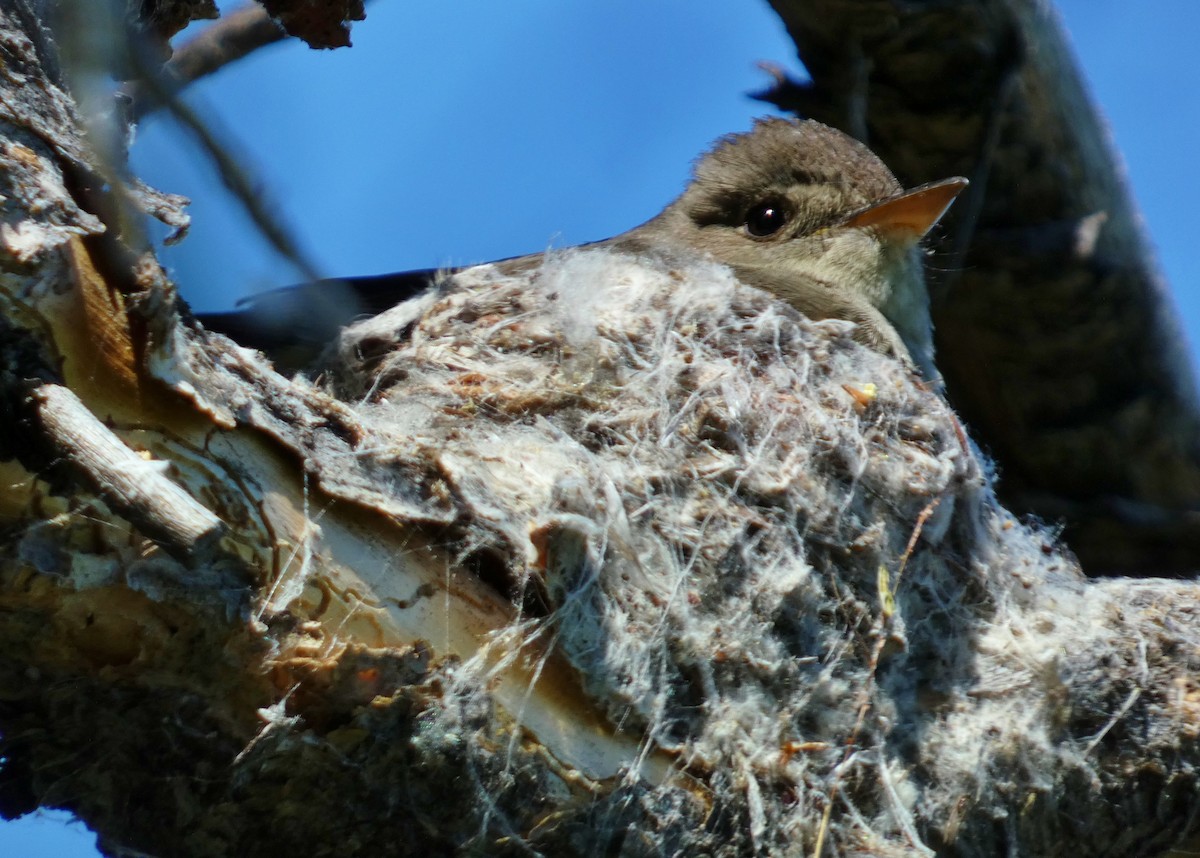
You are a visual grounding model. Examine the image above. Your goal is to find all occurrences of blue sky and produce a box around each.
[3,2,1195,854]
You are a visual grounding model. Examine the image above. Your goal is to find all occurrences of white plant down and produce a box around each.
[303,248,1193,855]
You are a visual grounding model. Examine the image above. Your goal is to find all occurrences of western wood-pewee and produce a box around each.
[199,118,965,379]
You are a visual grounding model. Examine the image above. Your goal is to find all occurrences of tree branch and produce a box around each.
[125,4,286,122]
[1,2,1199,856]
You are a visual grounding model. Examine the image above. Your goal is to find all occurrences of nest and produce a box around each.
[294,249,1126,856]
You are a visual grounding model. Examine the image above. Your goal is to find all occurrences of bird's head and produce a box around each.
[645,118,966,378]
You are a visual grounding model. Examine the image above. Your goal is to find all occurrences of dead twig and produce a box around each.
[126,5,285,121]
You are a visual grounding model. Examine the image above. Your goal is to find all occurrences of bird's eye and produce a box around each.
[745,202,789,237]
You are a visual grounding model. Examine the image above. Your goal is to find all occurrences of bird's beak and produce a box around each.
[842,177,969,243]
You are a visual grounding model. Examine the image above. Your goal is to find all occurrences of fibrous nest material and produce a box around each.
[294,249,1191,855]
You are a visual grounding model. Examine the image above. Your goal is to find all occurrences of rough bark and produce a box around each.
[761,0,1200,576]
[1,2,1198,858]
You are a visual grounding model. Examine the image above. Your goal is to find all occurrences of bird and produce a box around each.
[197,118,966,380]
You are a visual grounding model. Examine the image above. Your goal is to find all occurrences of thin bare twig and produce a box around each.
[125,36,324,283]
[127,5,285,121]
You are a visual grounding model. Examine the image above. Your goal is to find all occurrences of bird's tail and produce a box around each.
[194,268,441,369]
